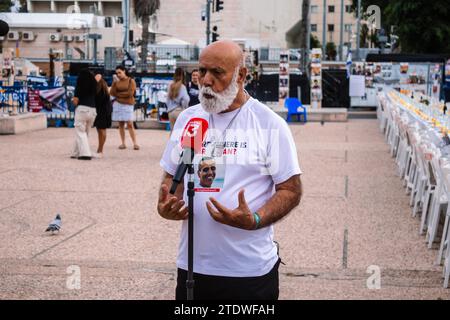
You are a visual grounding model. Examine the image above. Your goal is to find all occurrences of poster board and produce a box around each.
[278,51,289,105]
[310,48,322,108]
[349,75,366,97]
[351,61,444,107]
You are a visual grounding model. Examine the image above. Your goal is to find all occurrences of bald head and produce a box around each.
[197,40,249,113]
[200,40,244,70]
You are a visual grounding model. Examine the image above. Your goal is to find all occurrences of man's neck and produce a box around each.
[220,89,249,113]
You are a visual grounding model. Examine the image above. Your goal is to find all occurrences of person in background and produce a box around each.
[110,65,140,150]
[94,73,112,158]
[187,69,200,107]
[166,67,190,131]
[71,69,97,160]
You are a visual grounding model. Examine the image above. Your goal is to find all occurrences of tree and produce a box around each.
[310,35,321,49]
[326,42,337,60]
[360,23,369,48]
[133,0,160,64]
[0,0,13,12]
[299,0,310,50]
[351,0,450,54]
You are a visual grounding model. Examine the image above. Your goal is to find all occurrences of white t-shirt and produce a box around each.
[160,97,302,277]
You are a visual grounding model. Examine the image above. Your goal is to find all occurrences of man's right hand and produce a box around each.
[157,184,188,220]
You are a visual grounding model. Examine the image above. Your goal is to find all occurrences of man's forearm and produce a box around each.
[256,176,302,228]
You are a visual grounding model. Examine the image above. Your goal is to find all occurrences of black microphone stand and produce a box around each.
[186,164,195,300]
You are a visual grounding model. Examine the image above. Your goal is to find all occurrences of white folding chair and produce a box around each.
[443,230,450,288]
[411,137,430,217]
[402,129,414,187]
[418,143,438,235]
[396,115,412,179]
[425,147,448,248]
[436,161,450,266]
[377,94,388,133]
[389,110,401,158]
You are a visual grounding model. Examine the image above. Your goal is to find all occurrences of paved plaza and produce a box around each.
[1,119,449,299]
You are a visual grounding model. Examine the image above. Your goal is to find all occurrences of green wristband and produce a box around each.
[253,212,261,230]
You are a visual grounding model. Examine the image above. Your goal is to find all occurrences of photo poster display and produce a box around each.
[279,51,290,105]
[140,77,172,121]
[1,49,14,80]
[310,48,322,108]
[27,87,68,114]
[139,78,171,105]
[352,61,443,97]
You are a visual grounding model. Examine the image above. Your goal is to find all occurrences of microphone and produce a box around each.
[170,118,209,194]
[0,20,9,37]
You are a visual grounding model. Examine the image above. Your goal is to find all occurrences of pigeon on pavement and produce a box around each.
[45,214,61,233]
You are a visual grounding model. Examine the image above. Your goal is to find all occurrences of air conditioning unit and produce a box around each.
[63,35,73,42]
[74,35,85,42]
[49,33,61,42]
[7,31,20,41]
[22,31,35,41]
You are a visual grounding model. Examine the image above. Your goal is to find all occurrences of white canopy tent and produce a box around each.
[157,38,190,46]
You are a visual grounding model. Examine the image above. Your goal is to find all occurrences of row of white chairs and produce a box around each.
[378,92,450,289]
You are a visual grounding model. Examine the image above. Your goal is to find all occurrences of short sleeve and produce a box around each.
[266,118,302,185]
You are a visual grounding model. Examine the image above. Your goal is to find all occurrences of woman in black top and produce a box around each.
[94,74,112,157]
[70,69,97,160]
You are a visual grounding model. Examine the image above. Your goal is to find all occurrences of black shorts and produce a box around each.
[175,259,280,300]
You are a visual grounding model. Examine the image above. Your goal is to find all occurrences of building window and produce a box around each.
[311,5,318,13]
[311,24,317,32]
[328,5,335,13]
[345,5,352,13]
[328,24,334,32]
[104,16,113,28]
[344,24,352,32]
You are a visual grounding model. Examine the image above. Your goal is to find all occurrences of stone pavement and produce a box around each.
[0,120,449,300]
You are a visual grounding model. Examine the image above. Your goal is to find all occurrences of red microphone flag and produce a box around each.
[180,118,209,153]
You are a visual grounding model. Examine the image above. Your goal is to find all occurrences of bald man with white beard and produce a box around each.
[158,40,303,300]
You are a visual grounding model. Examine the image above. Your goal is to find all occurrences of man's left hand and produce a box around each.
[206,189,256,230]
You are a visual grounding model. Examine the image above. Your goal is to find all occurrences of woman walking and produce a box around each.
[166,67,190,131]
[110,65,139,150]
[71,69,97,160]
[94,74,112,158]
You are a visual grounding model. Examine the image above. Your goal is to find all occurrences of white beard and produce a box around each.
[199,68,240,114]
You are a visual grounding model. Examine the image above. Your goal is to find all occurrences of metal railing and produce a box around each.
[147,45,200,61]
[0,83,28,115]
[259,48,303,62]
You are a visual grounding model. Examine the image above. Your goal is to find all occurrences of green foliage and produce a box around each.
[360,23,369,48]
[310,35,321,49]
[326,42,337,60]
[351,0,450,54]
[0,0,13,12]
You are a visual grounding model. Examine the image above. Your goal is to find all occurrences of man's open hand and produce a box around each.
[157,184,188,220]
[206,189,256,230]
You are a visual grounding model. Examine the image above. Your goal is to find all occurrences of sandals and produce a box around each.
[119,144,140,150]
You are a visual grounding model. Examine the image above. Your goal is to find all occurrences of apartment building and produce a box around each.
[309,0,358,49]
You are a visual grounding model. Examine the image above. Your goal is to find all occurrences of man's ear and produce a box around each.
[238,67,248,84]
